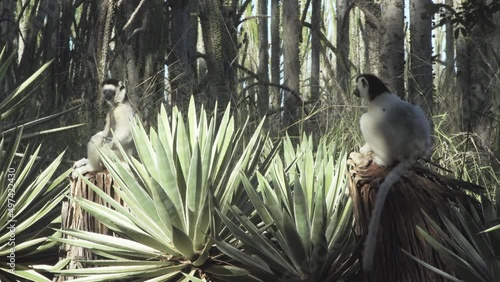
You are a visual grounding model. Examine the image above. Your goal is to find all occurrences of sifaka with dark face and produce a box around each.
[102,78,128,106]
[72,79,135,178]
[353,74,431,272]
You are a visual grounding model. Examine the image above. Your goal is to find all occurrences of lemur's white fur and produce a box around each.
[354,74,431,271]
[72,79,135,177]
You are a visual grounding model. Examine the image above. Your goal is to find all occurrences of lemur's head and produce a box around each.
[102,79,127,106]
[353,74,391,101]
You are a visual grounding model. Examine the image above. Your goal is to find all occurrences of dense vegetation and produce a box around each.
[0,0,499,281]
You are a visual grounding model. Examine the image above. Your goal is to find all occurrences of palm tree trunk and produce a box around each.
[57,172,123,281]
[199,0,238,111]
[348,152,481,282]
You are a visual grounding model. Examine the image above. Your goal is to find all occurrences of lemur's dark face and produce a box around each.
[102,79,127,106]
[354,74,391,101]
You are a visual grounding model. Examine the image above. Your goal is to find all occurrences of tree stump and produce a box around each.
[55,171,123,281]
[347,152,482,282]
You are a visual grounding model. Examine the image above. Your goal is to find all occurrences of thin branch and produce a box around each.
[122,0,146,31]
[236,0,252,23]
[302,21,358,71]
[236,63,303,102]
[301,0,312,24]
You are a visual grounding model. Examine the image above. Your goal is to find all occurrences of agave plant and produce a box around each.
[51,99,272,281]
[0,48,82,138]
[0,136,68,282]
[215,135,358,281]
[406,186,500,282]
[0,47,71,281]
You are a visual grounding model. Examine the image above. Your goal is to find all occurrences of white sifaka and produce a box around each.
[353,74,431,272]
[72,79,135,177]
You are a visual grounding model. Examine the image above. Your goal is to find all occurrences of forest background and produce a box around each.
[0,0,499,186]
[1,0,500,281]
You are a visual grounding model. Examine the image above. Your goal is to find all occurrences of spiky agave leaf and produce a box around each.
[54,98,271,281]
[0,130,69,282]
[215,134,357,281]
[0,50,73,281]
[408,193,500,282]
[0,47,83,137]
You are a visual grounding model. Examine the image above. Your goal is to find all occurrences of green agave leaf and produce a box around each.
[150,176,179,238]
[482,225,500,233]
[175,113,192,183]
[204,264,250,277]
[0,47,15,80]
[186,141,202,234]
[217,135,354,281]
[172,225,195,260]
[70,197,177,255]
[181,273,206,282]
[53,229,160,256]
[99,148,168,240]
[0,266,51,282]
[20,124,85,139]
[439,210,491,280]
[153,114,186,228]
[2,105,82,135]
[231,205,296,272]
[416,226,486,282]
[0,59,53,118]
[57,264,186,282]
[79,260,175,266]
[402,249,462,282]
[131,116,159,181]
[293,180,311,257]
[214,239,273,274]
[216,207,293,274]
[212,105,234,188]
[144,271,183,282]
[187,97,198,151]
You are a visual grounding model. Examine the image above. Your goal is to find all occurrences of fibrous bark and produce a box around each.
[348,152,482,282]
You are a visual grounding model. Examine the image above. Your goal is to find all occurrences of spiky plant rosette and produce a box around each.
[215,135,358,281]
[51,99,271,281]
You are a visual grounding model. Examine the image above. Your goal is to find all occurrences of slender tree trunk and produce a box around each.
[258,0,269,116]
[362,1,381,74]
[168,1,196,110]
[270,0,281,109]
[310,0,321,101]
[456,35,471,131]
[282,0,301,135]
[408,0,433,113]
[444,0,455,77]
[379,0,405,96]
[40,0,61,113]
[336,0,350,93]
